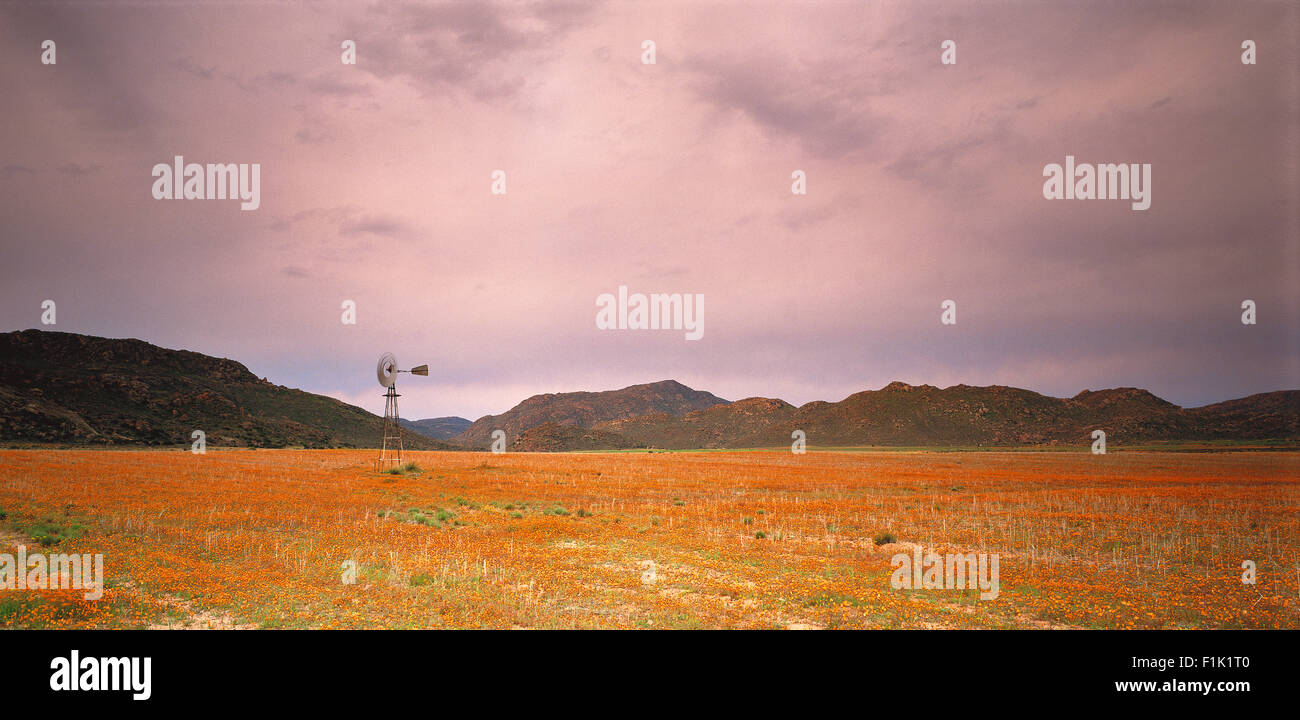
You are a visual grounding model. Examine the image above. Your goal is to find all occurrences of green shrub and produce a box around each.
[26,518,86,547]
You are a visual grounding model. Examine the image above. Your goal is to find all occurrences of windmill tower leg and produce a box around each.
[380,385,403,469]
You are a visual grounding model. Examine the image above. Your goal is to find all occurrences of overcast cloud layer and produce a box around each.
[1,1,1297,420]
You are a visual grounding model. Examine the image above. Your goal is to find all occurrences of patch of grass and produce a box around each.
[0,594,30,623]
[576,508,591,518]
[376,506,453,529]
[873,531,896,546]
[1,592,157,630]
[384,462,421,475]
[755,531,767,539]
[805,592,865,609]
[24,517,88,547]
[510,512,523,519]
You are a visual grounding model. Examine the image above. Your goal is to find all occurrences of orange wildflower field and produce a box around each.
[0,448,1296,630]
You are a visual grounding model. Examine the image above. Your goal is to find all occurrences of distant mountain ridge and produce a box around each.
[0,330,451,449]
[589,382,1298,449]
[477,380,1297,451]
[454,379,728,447]
[2,330,1294,451]
[401,416,472,440]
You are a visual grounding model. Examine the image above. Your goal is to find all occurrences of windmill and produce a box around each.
[376,352,428,470]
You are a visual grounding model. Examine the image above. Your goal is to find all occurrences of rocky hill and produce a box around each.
[454,379,727,448]
[401,416,472,441]
[596,382,1296,449]
[473,380,1296,451]
[0,330,452,449]
[5,330,1293,452]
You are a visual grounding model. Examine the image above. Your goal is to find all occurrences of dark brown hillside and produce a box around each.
[594,382,1299,450]
[4,330,1293,452]
[455,379,728,448]
[511,422,643,452]
[401,416,472,440]
[0,330,451,449]
[1186,391,1300,439]
[601,397,797,449]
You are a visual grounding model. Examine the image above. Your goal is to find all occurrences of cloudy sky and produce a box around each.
[1,1,1296,420]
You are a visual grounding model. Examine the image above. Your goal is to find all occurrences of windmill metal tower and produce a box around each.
[375,352,428,470]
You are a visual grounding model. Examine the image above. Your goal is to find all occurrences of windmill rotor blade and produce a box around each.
[410,365,429,376]
[376,352,397,388]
